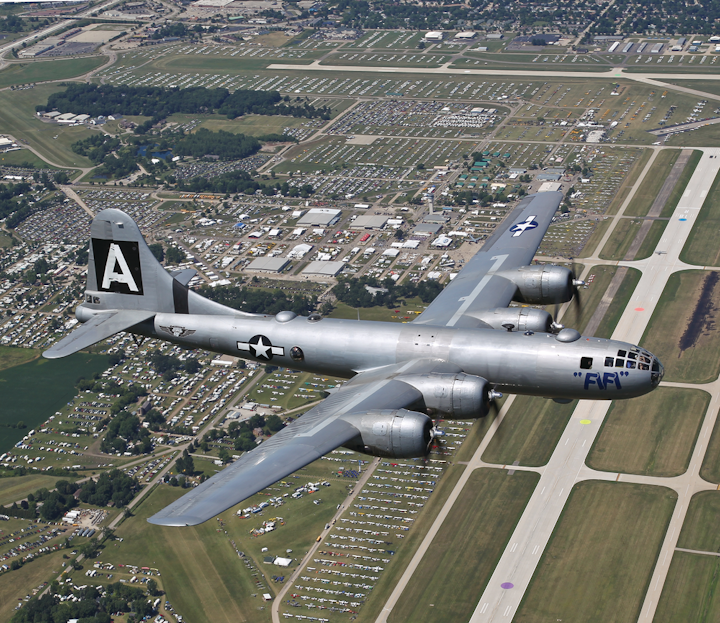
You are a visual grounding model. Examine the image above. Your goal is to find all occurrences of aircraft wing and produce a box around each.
[414,191,562,327]
[148,361,440,527]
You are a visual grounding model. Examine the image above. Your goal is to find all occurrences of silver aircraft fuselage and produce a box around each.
[126,310,663,401]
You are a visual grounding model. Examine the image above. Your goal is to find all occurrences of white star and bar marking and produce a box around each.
[237,335,284,360]
[510,215,539,237]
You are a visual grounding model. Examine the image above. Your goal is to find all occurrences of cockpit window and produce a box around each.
[628,352,637,360]
[580,357,593,370]
[626,361,636,369]
[617,350,627,357]
[605,357,614,367]
[615,358,624,367]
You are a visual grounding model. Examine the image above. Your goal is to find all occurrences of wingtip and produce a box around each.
[147,514,203,527]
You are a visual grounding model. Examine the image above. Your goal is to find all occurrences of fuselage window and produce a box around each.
[580,357,593,370]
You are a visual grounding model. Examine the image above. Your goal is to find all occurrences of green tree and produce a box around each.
[165,246,185,264]
[148,243,165,262]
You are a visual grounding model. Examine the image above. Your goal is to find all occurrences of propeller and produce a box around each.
[550,262,584,333]
[570,260,585,315]
[424,421,446,459]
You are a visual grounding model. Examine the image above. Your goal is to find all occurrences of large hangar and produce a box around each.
[297,208,342,227]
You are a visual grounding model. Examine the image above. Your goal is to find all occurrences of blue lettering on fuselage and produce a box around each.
[583,371,624,390]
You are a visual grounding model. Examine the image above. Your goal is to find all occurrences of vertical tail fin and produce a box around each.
[84,208,177,314]
[81,208,232,318]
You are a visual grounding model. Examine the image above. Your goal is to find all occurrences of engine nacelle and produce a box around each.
[341,409,433,458]
[396,373,493,419]
[496,265,575,305]
[470,307,553,333]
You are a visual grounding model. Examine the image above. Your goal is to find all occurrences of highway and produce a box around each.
[376,147,720,622]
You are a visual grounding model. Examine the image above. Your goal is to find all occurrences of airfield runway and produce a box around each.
[268,62,720,103]
[375,147,720,622]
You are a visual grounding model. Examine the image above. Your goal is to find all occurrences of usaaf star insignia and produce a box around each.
[237,335,284,360]
[159,325,196,338]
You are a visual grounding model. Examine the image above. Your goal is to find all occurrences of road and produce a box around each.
[0,0,125,58]
[375,147,720,623]
[60,186,94,218]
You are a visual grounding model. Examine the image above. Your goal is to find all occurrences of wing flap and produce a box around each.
[42,310,155,359]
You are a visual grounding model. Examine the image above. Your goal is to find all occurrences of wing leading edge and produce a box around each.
[414,191,562,327]
[148,361,441,526]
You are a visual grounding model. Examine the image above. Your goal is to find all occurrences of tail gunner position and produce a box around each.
[44,192,663,526]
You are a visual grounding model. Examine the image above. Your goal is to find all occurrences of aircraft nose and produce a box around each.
[651,357,664,388]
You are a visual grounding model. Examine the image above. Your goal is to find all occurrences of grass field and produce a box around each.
[662,79,720,97]
[0,85,95,168]
[640,271,720,383]
[635,219,669,260]
[654,551,720,623]
[586,387,709,477]
[168,113,310,137]
[666,122,720,147]
[515,481,677,623]
[661,150,701,218]
[0,149,60,169]
[654,490,720,620]
[594,267,642,339]
[387,469,539,623]
[0,549,67,621]
[624,149,680,217]
[0,352,110,453]
[106,485,273,623]
[0,474,64,506]
[482,396,577,467]
[0,56,107,89]
[700,414,720,483]
[599,218,643,260]
[677,491,720,552]
[0,345,39,372]
[680,167,720,266]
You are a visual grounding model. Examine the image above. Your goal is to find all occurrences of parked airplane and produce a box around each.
[44,191,664,526]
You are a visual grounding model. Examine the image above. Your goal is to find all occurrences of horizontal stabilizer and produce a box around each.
[42,310,155,359]
[169,268,197,286]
